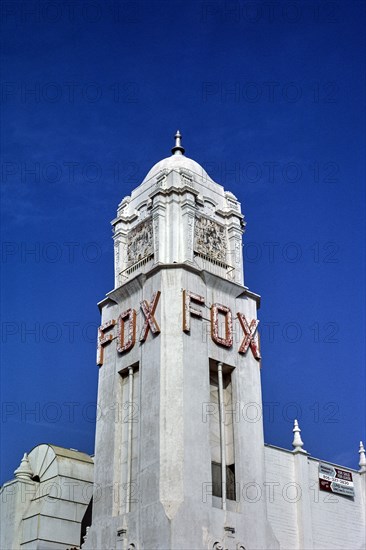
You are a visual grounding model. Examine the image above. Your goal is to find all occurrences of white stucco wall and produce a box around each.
[264,445,299,549]
[264,444,366,550]
[308,458,365,550]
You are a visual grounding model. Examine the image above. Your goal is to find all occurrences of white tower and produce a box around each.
[84,133,279,550]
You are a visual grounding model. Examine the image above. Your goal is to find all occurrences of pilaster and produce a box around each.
[181,196,196,264]
[152,202,166,264]
[227,223,244,285]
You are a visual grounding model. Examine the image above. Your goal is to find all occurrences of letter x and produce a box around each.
[237,313,261,360]
[139,291,161,342]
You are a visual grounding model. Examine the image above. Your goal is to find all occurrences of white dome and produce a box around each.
[141,153,214,186]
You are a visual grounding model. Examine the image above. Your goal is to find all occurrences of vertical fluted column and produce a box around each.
[227,223,244,285]
[217,362,227,511]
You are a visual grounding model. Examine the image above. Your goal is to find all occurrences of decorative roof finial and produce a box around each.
[171,130,185,156]
[292,419,306,454]
[14,453,33,480]
[359,441,366,473]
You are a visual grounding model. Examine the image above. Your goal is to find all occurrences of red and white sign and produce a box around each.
[319,463,354,498]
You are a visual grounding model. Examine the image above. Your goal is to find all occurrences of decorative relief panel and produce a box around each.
[235,239,241,266]
[156,169,169,188]
[179,167,194,187]
[187,214,194,253]
[137,203,148,219]
[225,191,240,212]
[203,200,215,216]
[127,217,153,266]
[117,195,131,217]
[153,216,160,260]
[194,216,227,263]
[114,239,120,268]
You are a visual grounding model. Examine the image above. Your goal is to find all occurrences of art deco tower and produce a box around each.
[83,133,279,550]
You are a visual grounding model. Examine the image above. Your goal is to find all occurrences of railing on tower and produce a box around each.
[193,252,235,281]
[119,254,154,282]
[118,252,235,284]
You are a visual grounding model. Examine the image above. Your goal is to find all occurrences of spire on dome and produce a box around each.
[171,130,185,156]
[14,452,33,480]
[359,441,366,473]
[292,419,307,454]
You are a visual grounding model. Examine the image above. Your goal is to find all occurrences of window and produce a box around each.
[210,463,236,501]
[115,363,139,515]
[209,361,236,505]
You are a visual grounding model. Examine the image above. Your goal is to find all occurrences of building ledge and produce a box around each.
[99,261,261,310]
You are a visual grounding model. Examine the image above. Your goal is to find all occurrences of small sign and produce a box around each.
[319,463,354,498]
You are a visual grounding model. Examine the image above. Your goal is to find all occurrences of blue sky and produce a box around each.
[1,0,365,484]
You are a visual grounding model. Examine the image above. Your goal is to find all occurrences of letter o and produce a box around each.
[282,482,302,502]
[244,242,262,262]
[243,162,262,183]
[42,82,62,103]
[243,3,262,22]
[42,242,62,263]
[282,162,302,183]
[42,322,62,342]
[282,82,302,103]
[242,482,262,502]
[242,402,262,422]
[282,402,302,422]
[82,402,100,422]
[243,82,262,103]
[82,242,102,262]
[282,322,302,342]
[42,402,62,423]
[42,162,62,183]
[282,2,301,22]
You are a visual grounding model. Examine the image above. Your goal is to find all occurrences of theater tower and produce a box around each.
[83,132,279,550]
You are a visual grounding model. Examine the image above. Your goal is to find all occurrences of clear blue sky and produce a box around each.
[1,0,365,484]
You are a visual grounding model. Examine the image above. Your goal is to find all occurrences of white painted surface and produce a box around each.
[0,444,93,549]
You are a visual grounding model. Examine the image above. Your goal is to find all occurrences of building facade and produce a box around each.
[1,133,365,549]
[83,133,366,550]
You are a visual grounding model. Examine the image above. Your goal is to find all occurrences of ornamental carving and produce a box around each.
[114,239,120,267]
[211,540,245,550]
[187,214,194,252]
[180,168,194,187]
[127,218,153,266]
[156,169,168,188]
[194,216,227,263]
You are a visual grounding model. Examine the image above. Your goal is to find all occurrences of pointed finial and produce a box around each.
[292,419,306,453]
[359,441,366,473]
[171,130,185,155]
[14,453,33,480]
